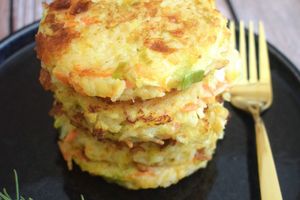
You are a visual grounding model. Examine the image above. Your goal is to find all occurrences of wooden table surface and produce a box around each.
[1,0,299,69]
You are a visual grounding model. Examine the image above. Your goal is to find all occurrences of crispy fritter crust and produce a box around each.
[36,0,231,101]
[53,69,229,144]
[57,107,225,189]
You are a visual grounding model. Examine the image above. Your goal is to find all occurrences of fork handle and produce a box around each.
[251,111,283,200]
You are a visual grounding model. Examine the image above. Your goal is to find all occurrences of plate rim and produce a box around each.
[0,22,299,200]
[0,22,300,82]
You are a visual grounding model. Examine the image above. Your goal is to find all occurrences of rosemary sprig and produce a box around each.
[0,169,33,200]
[80,194,85,200]
[1,170,86,200]
[14,170,19,200]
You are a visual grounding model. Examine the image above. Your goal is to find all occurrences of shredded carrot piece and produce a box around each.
[134,64,142,76]
[81,17,100,25]
[74,149,89,162]
[193,148,211,161]
[125,80,135,89]
[58,141,73,170]
[64,130,78,143]
[74,68,113,78]
[64,21,77,27]
[182,103,199,112]
[133,170,155,177]
[81,69,112,77]
[216,81,226,89]
[134,64,150,78]
[203,83,214,96]
[54,71,70,85]
[68,76,88,96]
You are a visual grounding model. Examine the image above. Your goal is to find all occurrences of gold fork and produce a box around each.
[229,21,283,200]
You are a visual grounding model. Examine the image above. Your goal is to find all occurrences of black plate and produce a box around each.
[0,22,299,200]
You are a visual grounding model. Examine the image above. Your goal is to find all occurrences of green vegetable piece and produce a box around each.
[181,70,205,90]
[112,62,126,79]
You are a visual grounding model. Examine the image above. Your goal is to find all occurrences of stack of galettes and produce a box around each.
[36,0,240,189]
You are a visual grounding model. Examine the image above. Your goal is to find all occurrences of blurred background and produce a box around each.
[0,0,299,68]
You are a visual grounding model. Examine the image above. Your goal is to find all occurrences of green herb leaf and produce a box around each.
[0,170,85,200]
[0,193,11,200]
[181,70,205,90]
[14,170,19,200]
[0,170,33,200]
[3,189,11,199]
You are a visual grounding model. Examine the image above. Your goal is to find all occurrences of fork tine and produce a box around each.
[230,21,236,49]
[249,21,258,83]
[239,21,248,82]
[259,22,271,83]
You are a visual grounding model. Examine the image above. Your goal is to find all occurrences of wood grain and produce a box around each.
[35,0,44,20]
[24,0,35,27]
[230,0,300,69]
[0,0,10,40]
[13,0,25,31]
